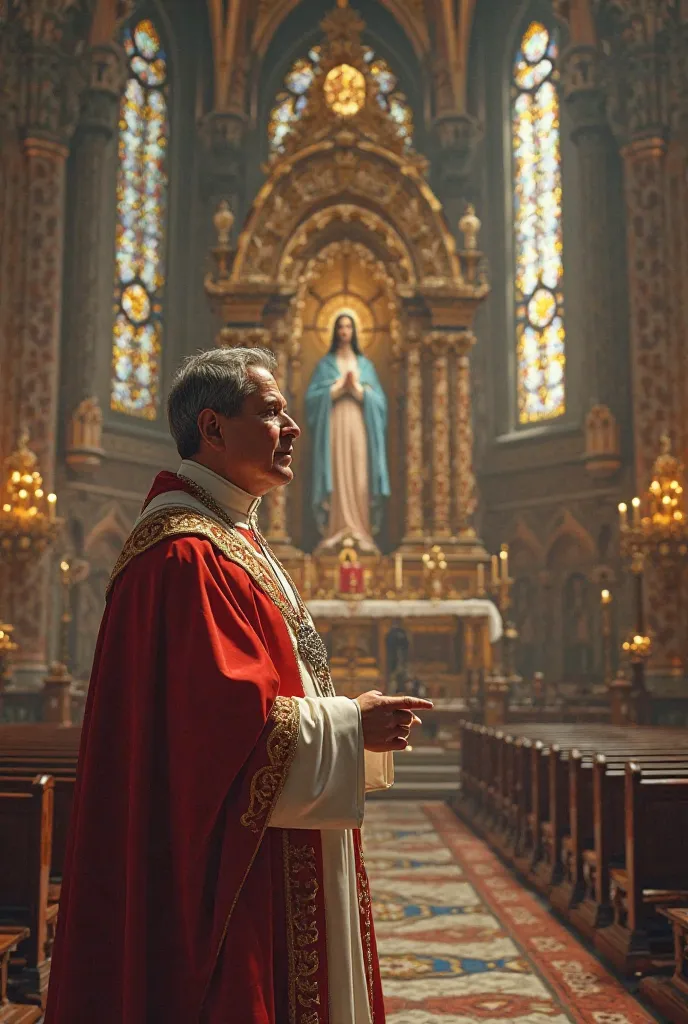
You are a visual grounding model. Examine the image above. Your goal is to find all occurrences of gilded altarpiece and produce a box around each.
[205,3,496,700]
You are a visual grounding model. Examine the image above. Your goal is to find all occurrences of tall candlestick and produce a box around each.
[618,502,628,530]
[491,554,499,585]
[631,496,641,528]
[394,552,403,592]
[500,544,509,581]
[476,562,485,594]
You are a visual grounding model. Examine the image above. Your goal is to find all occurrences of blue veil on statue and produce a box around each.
[305,313,391,550]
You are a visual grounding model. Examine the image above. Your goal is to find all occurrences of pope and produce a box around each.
[44,346,431,1024]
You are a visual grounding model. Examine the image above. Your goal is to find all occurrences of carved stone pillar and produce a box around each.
[63,44,127,473]
[9,10,85,686]
[602,6,683,681]
[427,333,452,539]
[403,332,424,542]
[560,45,629,433]
[453,331,477,536]
[604,12,674,487]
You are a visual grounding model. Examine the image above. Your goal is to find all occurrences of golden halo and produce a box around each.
[319,297,372,352]
[327,307,360,341]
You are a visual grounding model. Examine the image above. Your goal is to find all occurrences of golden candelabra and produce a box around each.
[422,544,447,598]
[613,436,687,718]
[618,435,688,565]
[0,430,62,561]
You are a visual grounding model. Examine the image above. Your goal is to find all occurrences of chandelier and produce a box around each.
[0,430,63,561]
[618,435,688,564]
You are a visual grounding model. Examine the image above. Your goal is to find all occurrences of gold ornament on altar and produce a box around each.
[0,430,62,561]
[618,434,688,563]
[422,544,447,598]
[338,536,365,599]
[324,64,366,117]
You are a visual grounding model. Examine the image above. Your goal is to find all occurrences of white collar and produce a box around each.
[178,460,262,523]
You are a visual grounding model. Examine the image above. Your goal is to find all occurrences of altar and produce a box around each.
[307,597,502,699]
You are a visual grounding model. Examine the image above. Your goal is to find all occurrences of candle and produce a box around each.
[394,552,403,592]
[47,493,57,521]
[304,555,313,596]
[631,496,641,527]
[491,554,499,585]
[476,562,485,594]
[618,502,627,530]
[500,544,509,581]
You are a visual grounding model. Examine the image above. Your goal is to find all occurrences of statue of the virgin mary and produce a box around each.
[305,313,390,551]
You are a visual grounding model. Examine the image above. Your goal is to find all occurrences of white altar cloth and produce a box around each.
[306,598,503,643]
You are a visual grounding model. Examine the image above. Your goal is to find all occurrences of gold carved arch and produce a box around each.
[230,142,462,293]
[280,204,416,296]
[291,239,403,361]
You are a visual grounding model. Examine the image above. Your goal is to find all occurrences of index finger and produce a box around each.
[386,696,434,710]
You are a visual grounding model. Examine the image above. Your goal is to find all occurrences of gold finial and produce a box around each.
[213,199,235,247]
[459,203,481,251]
[336,0,349,8]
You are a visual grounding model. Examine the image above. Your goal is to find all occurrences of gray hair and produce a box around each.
[167,347,277,459]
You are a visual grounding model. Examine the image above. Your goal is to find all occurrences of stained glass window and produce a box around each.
[111,17,169,420]
[512,20,565,424]
[268,46,412,153]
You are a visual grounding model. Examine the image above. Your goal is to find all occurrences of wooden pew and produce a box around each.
[0,775,57,1008]
[0,928,41,1024]
[547,745,688,911]
[641,907,688,1024]
[594,764,688,975]
[0,732,79,897]
[0,767,75,898]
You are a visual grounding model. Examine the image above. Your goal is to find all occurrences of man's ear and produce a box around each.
[197,409,225,450]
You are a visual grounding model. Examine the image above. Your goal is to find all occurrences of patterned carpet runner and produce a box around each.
[363,801,657,1024]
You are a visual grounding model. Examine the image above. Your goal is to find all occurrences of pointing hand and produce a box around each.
[355,690,433,752]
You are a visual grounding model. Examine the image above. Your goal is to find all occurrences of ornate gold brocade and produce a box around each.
[283,836,322,1024]
[240,696,300,833]
[356,846,376,1022]
[106,506,334,696]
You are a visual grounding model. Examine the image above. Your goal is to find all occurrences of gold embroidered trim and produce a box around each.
[284,836,322,1024]
[357,850,376,1022]
[240,696,300,834]
[107,507,335,697]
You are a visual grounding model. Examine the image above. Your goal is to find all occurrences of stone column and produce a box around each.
[602,7,683,681]
[10,15,85,687]
[605,16,674,488]
[452,330,477,537]
[427,333,452,540]
[560,44,629,430]
[403,331,425,542]
[63,44,127,471]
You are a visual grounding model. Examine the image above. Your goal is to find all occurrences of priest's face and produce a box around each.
[198,367,301,496]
